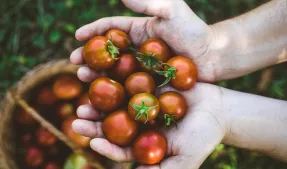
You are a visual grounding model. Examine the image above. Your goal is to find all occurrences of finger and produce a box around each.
[90,138,134,163]
[77,105,105,120]
[72,119,104,138]
[70,47,84,64]
[136,165,159,169]
[75,16,148,42]
[122,0,175,19]
[77,67,105,82]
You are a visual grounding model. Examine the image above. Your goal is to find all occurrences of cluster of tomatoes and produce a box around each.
[82,29,198,165]
[15,74,102,169]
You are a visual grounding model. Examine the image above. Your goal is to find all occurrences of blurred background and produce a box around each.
[0,0,287,169]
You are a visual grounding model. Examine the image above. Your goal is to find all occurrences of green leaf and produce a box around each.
[37,13,54,31]
[32,34,46,49]
[49,30,62,43]
[63,24,76,33]
[0,30,7,42]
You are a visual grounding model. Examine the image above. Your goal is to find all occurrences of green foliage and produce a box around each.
[0,0,286,168]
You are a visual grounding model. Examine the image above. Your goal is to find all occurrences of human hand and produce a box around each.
[70,0,224,82]
[72,83,228,169]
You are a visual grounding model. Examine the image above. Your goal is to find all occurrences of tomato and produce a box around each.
[35,86,57,105]
[25,146,44,168]
[105,29,131,51]
[102,110,138,146]
[35,127,57,147]
[128,93,159,123]
[158,91,187,126]
[138,38,171,73]
[89,77,125,113]
[133,131,167,164]
[16,107,37,126]
[53,75,83,100]
[166,56,198,90]
[108,53,139,83]
[57,102,74,119]
[44,162,61,169]
[76,93,90,107]
[62,116,91,148]
[125,72,155,97]
[83,36,119,71]
[22,133,32,147]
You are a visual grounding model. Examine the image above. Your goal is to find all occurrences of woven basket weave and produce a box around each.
[0,59,132,169]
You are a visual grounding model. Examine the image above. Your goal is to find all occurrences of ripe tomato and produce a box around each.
[83,36,119,71]
[35,127,57,147]
[158,91,187,126]
[138,38,170,73]
[105,29,131,51]
[53,75,83,100]
[35,86,57,105]
[44,162,61,169]
[102,110,138,146]
[108,53,139,83]
[166,56,198,90]
[89,77,125,113]
[16,107,37,126]
[76,93,90,107]
[125,72,155,97]
[128,93,159,123]
[25,146,44,168]
[133,131,167,165]
[62,116,91,148]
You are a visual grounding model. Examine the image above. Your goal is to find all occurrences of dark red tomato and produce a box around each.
[76,92,90,107]
[83,36,117,71]
[140,119,162,131]
[22,133,32,147]
[16,107,37,126]
[139,38,171,72]
[89,77,125,113]
[35,86,57,105]
[25,146,44,168]
[102,110,138,146]
[125,72,155,97]
[158,91,187,125]
[108,53,139,83]
[53,75,83,100]
[44,162,61,169]
[128,93,159,123]
[105,29,131,51]
[166,56,198,90]
[62,116,91,148]
[35,127,57,147]
[133,131,167,165]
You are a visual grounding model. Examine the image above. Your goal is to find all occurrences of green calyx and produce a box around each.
[137,52,161,70]
[107,40,119,60]
[131,101,157,123]
[164,114,178,128]
[155,63,176,87]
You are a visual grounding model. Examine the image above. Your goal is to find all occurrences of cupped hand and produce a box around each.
[72,82,229,169]
[70,0,223,82]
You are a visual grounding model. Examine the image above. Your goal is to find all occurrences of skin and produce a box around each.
[83,36,117,71]
[133,131,167,165]
[167,56,198,91]
[70,0,287,168]
[89,77,125,113]
[158,91,187,120]
[102,110,138,146]
[125,72,156,97]
[128,93,160,123]
[105,29,131,51]
[108,53,139,83]
[53,75,83,100]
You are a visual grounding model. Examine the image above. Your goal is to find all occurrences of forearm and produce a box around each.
[222,89,287,161]
[211,0,287,80]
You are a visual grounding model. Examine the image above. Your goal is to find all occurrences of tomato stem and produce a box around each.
[164,114,178,128]
[131,101,157,123]
[107,40,120,60]
[155,63,177,87]
[136,52,161,70]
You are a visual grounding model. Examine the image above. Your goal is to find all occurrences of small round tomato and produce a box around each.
[25,146,44,168]
[53,75,83,100]
[76,93,90,107]
[83,36,119,71]
[102,110,138,146]
[138,38,171,73]
[89,77,125,113]
[166,56,198,90]
[16,107,37,126]
[128,93,159,123]
[108,53,139,83]
[35,86,57,105]
[105,29,131,51]
[158,91,187,126]
[35,127,57,147]
[133,131,167,165]
[44,162,61,169]
[57,102,74,119]
[125,72,155,97]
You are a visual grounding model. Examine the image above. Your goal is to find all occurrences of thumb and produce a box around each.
[121,0,183,19]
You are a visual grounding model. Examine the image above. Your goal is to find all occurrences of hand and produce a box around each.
[70,0,224,82]
[72,83,228,169]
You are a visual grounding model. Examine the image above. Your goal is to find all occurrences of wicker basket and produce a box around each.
[0,59,132,169]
